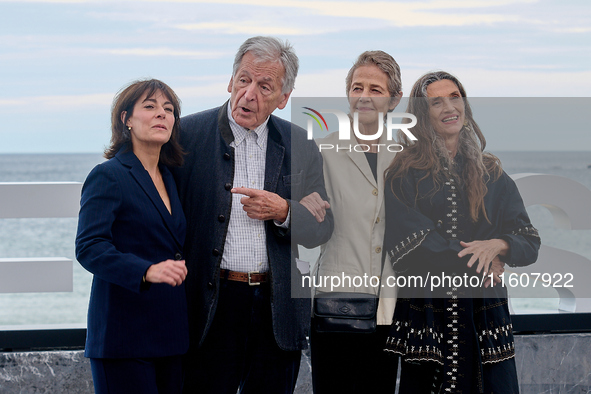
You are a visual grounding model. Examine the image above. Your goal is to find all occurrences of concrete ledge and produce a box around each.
[516,333,591,393]
[1,333,590,393]
[0,350,92,393]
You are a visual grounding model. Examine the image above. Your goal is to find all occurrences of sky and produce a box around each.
[1,0,590,153]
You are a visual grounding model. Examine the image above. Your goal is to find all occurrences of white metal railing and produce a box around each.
[0,182,82,293]
[1,177,591,311]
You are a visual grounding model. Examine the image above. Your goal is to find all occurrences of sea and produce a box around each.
[1,151,590,326]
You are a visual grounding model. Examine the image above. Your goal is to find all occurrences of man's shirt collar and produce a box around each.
[227,104,270,149]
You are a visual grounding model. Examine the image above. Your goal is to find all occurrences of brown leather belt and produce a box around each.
[220,269,268,285]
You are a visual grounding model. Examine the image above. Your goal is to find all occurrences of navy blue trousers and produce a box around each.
[90,355,183,394]
[182,279,301,394]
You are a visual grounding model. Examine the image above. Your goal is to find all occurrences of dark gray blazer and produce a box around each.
[173,101,333,351]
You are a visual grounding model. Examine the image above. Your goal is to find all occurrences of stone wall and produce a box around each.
[516,334,591,393]
[1,334,590,393]
[0,350,92,393]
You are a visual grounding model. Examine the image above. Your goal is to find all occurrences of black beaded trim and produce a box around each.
[512,225,540,239]
[478,323,516,364]
[444,288,459,392]
[385,320,445,364]
[444,177,459,239]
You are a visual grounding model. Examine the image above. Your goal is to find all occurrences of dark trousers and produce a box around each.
[90,355,183,394]
[399,357,520,394]
[183,279,301,394]
[310,324,398,394]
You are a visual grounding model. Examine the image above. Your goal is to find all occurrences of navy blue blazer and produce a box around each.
[76,148,189,359]
[173,102,334,352]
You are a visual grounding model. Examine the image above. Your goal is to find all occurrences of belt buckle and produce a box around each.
[248,271,260,286]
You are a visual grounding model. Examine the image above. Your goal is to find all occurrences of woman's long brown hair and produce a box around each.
[386,71,502,222]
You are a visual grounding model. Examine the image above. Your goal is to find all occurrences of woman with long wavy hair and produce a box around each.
[383,71,540,393]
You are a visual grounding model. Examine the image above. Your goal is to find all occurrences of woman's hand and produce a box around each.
[458,239,509,275]
[482,256,505,288]
[145,259,188,287]
[300,192,330,223]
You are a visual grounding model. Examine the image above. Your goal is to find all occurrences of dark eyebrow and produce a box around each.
[142,97,174,107]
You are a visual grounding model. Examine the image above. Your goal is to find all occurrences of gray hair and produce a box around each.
[346,50,402,98]
[407,70,487,175]
[417,70,463,100]
[232,36,299,95]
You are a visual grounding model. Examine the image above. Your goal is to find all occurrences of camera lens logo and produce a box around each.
[302,107,329,132]
[301,106,417,153]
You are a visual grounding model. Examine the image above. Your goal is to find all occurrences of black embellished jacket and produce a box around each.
[383,158,540,393]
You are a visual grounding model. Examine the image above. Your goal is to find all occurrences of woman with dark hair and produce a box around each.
[383,71,540,393]
[76,79,188,393]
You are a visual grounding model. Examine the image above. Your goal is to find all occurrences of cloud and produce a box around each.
[168,4,525,38]
[403,68,591,97]
[292,69,350,97]
[291,67,591,98]
[167,0,531,28]
[0,99,28,106]
[2,82,232,114]
[549,27,591,34]
[173,22,326,36]
[5,67,588,116]
[1,93,113,110]
[0,0,86,2]
[11,0,534,29]
[174,82,232,99]
[279,0,526,27]
[102,48,227,59]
